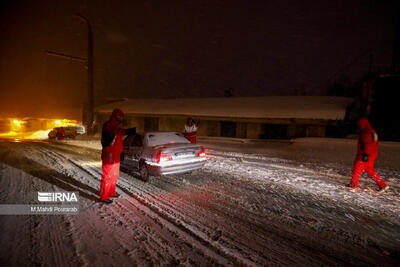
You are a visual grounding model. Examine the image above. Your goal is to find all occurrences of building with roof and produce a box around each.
[94,96,354,139]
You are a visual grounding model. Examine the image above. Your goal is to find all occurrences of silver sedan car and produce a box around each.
[121,132,207,181]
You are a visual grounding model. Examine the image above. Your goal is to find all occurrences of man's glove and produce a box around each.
[362,153,369,162]
[125,127,136,136]
[120,152,125,162]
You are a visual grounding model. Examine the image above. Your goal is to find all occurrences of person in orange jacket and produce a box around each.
[183,117,200,143]
[348,118,388,192]
[100,108,136,204]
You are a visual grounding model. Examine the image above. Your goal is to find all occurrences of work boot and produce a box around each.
[110,193,120,199]
[348,183,356,192]
[377,185,389,193]
[100,199,113,205]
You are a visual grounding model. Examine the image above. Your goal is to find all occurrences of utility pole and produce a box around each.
[45,14,94,135]
[76,14,94,135]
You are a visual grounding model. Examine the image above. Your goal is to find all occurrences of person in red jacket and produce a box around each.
[57,127,65,140]
[183,117,200,143]
[348,118,388,192]
[100,108,136,204]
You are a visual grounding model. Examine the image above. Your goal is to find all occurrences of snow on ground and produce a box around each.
[0,137,399,266]
[204,147,400,218]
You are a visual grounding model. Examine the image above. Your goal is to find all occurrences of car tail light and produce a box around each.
[157,151,172,163]
[197,149,206,157]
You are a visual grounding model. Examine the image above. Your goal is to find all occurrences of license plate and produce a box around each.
[176,152,193,157]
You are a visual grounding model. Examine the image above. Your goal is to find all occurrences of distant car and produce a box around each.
[121,131,207,181]
[48,126,83,139]
[73,124,86,135]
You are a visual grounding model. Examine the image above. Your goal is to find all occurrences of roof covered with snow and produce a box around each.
[95,96,353,120]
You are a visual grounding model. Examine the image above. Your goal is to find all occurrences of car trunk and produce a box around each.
[154,143,202,160]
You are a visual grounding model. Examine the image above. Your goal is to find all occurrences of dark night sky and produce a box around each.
[0,0,397,119]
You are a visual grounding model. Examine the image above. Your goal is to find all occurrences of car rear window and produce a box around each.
[147,132,190,147]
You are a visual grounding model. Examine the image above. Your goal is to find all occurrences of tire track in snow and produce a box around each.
[45,142,322,264]
[27,145,147,265]
[21,142,400,266]
[70,157,256,266]
[44,149,267,265]
[0,143,82,266]
[106,199,225,266]
[208,152,400,219]
[32,145,247,266]
[22,145,86,267]
[47,147,342,265]
[34,144,361,265]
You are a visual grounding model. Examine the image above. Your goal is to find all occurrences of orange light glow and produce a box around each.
[0,118,79,141]
[0,131,19,137]
[11,119,25,131]
[13,120,22,127]
[52,119,78,128]
[23,129,52,140]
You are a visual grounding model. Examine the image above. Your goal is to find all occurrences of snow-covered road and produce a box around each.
[0,138,399,266]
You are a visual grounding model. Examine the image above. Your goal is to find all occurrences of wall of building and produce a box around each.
[95,112,339,139]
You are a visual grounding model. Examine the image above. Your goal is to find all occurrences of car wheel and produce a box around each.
[139,162,150,182]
